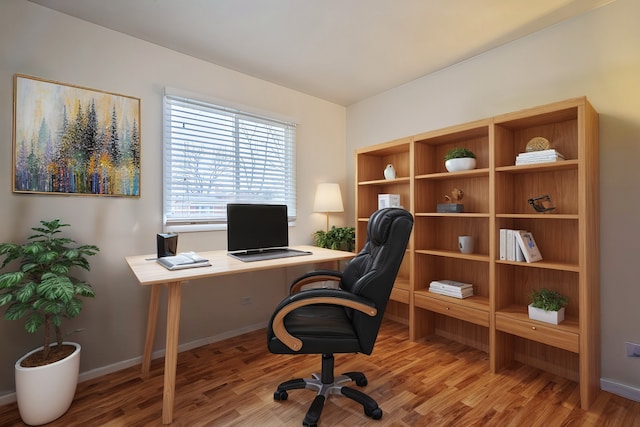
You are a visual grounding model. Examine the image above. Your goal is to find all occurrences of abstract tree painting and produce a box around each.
[13,75,141,196]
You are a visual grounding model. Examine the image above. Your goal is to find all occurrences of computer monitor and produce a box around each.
[226,203,289,253]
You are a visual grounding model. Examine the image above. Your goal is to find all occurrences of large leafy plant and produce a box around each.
[0,220,99,363]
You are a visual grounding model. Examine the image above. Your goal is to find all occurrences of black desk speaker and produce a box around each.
[157,233,178,258]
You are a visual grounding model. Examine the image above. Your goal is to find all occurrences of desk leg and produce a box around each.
[162,281,182,425]
[142,284,161,377]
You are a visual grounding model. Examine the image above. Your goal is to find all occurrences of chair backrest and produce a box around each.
[340,208,413,354]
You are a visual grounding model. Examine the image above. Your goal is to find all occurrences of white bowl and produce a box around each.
[445,157,476,172]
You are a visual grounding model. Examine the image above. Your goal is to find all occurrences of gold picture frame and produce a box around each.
[13,74,141,196]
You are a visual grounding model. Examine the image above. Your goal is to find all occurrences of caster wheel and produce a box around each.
[303,423,317,427]
[365,407,383,420]
[274,390,288,401]
[355,377,368,387]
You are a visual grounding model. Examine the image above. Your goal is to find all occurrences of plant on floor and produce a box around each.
[529,288,568,312]
[0,219,99,365]
[313,226,355,252]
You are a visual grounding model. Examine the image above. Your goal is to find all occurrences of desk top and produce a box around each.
[125,245,355,285]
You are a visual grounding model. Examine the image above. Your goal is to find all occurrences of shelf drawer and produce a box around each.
[390,287,410,304]
[495,314,579,353]
[415,293,489,327]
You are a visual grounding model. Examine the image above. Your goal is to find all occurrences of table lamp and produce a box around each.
[313,183,344,231]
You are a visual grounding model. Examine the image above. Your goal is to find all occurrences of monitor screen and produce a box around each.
[226,203,289,253]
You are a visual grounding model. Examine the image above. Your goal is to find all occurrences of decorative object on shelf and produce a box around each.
[313,183,344,231]
[378,193,400,209]
[437,187,465,213]
[458,235,474,254]
[444,147,476,172]
[429,280,474,299]
[516,149,565,165]
[528,194,555,213]
[528,288,568,325]
[383,164,396,180]
[13,75,141,197]
[312,226,355,252]
[0,219,99,425]
[526,136,551,152]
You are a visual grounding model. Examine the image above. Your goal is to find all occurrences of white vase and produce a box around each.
[384,164,396,180]
[445,157,476,172]
[15,342,81,426]
[528,304,565,325]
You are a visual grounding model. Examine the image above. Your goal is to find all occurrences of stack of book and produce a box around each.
[515,149,565,165]
[429,280,474,299]
[157,251,211,270]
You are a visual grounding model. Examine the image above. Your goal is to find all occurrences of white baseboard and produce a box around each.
[0,321,268,406]
[601,378,640,402]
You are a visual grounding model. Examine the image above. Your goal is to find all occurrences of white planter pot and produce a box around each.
[445,157,476,172]
[15,342,81,426]
[528,304,565,325]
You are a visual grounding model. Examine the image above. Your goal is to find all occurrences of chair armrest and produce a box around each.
[289,270,343,294]
[272,289,377,351]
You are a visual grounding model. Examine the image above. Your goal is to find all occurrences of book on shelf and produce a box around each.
[515,149,565,165]
[514,230,543,263]
[499,229,528,262]
[157,251,211,270]
[429,280,474,299]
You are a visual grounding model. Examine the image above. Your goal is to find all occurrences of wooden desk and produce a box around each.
[125,245,354,424]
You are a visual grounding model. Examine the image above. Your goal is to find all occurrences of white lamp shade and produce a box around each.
[313,183,344,212]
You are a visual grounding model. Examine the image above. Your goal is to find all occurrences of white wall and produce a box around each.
[346,0,640,399]
[0,0,347,398]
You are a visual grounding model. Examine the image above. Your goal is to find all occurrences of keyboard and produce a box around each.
[228,248,312,262]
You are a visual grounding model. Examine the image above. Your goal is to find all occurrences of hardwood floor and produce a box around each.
[1,320,638,426]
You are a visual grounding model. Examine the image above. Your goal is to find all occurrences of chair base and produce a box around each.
[273,354,382,427]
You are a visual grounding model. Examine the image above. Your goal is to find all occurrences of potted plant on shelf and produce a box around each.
[528,288,568,325]
[0,219,99,426]
[313,226,355,252]
[444,147,476,172]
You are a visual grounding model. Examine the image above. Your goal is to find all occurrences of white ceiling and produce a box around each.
[28,0,614,106]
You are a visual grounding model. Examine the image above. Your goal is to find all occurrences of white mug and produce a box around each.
[458,236,474,254]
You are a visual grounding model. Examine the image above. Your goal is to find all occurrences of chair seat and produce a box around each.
[268,305,361,354]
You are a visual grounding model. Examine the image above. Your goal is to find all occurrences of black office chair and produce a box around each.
[267,208,413,426]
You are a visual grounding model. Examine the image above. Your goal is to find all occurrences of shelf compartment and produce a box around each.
[356,138,411,182]
[414,120,490,176]
[494,105,579,169]
[415,173,489,214]
[495,167,578,215]
[494,264,579,318]
[414,216,489,257]
[414,252,489,299]
[356,181,410,219]
[495,308,579,353]
[495,217,579,266]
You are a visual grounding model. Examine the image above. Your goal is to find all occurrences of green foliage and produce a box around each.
[530,288,568,312]
[313,226,355,252]
[444,147,476,160]
[0,219,99,359]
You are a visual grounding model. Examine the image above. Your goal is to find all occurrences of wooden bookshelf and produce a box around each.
[354,97,599,409]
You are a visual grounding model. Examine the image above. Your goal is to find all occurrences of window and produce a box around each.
[163,93,297,232]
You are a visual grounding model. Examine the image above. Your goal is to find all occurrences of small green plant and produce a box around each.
[530,288,568,312]
[0,219,99,364]
[313,226,355,252]
[444,147,476,161]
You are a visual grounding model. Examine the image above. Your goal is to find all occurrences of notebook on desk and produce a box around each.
[226,203,312,262]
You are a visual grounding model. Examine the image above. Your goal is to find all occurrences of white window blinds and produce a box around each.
[163,94,297,228]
